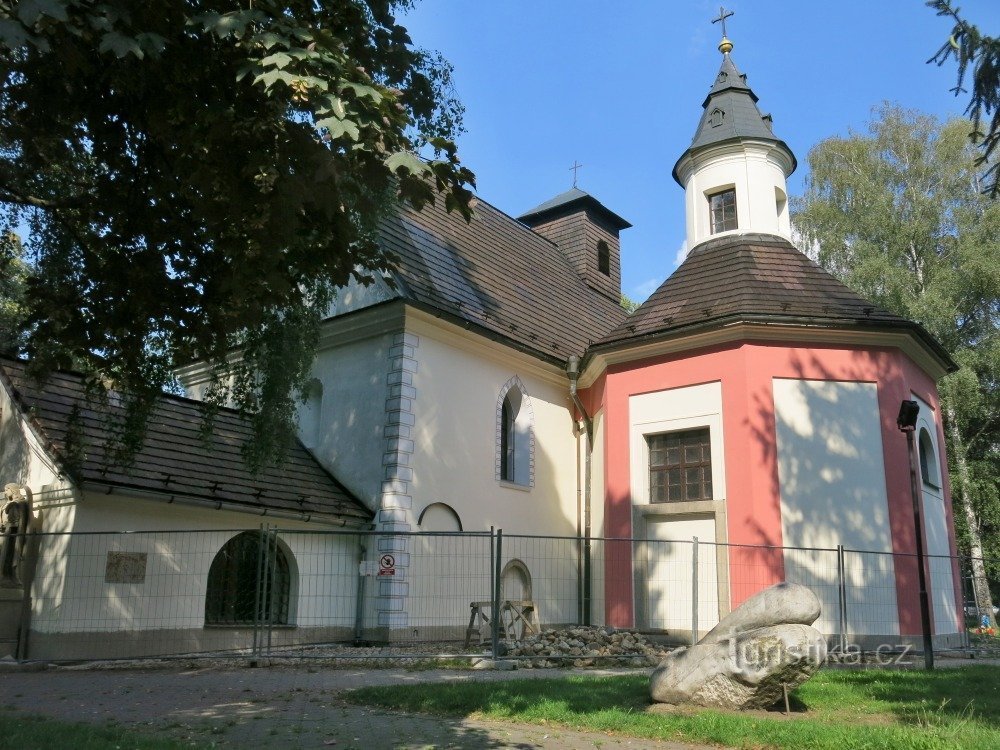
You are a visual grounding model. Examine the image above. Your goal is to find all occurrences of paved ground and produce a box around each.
[0,663,708,749]
[0,656,993,749]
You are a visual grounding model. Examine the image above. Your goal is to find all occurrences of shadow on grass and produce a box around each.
[346,667,1000,750]
[809,667,1000,724]
[350,674,652,717]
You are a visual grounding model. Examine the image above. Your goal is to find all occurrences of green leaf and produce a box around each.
[99,31,144,59]
[385,151,431,177]
[340,81,382,103]
[260,52,293,71]
[16,0,68,26]
[316,117,360,142]
[0,19,31,49]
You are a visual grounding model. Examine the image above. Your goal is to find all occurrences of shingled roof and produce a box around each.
[0,358,371,524]
[595,233,954,367]
[673,52,795,184]
[378,195,628,362]
[518,187,632,230]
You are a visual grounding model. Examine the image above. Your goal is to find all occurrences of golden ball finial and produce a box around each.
[718,36,733,54]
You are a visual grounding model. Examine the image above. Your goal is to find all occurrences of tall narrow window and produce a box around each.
[497,379,533,486]
[648,428,712,503]
[918,428,940,488]
[709,189,737,233]
[501,395,515,480]
[597,240,611,276]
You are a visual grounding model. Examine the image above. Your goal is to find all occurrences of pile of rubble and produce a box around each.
[505,626,669,668]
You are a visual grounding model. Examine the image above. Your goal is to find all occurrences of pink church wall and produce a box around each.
[592,339,961,634]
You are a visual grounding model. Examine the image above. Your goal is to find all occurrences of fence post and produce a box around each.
[837,544,848,654]
[492,529,503,659]
[252,524,266,658]
[265,527,278,656]
[691,536,699,645]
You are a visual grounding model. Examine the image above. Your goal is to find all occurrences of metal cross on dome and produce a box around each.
[569,160,584,187]
[711,6,734,38]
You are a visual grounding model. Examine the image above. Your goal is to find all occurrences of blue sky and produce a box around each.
[401,0,999,303]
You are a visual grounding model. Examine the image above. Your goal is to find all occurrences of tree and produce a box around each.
[620,292,639,314]
[927,0,1000,196]
[793,104,1000,625]
[0,1,474,468]
[0,230,27,352]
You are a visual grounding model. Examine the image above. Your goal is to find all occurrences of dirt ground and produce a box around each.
[0,662,709,749]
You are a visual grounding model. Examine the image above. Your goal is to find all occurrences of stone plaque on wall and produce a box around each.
[105,552,147,584]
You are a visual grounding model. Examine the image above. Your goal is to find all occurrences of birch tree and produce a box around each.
[794,105,1000,623]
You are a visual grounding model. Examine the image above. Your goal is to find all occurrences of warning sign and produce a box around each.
[378,553,395,576]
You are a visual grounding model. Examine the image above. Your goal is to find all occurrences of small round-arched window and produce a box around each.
[918,428,940,489]
[205,532,292,626]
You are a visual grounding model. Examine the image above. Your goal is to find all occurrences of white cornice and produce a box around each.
[580,322,951,388]
[405,307,569,387]
[316,301,406,349]
[675,137,795,186]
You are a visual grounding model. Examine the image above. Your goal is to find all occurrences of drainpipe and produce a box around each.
[567,355,593,626]
[354,523,376,644]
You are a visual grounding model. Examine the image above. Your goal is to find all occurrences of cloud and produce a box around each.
[631,277,661,303]
[673,239,689,267]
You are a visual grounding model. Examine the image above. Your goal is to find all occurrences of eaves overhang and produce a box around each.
[672,136,797,187]
[579,314,957,388]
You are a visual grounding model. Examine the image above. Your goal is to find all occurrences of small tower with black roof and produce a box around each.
[672,26,796,250]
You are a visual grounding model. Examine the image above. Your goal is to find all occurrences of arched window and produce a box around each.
[205,532,293,626]
[497,377,534,487]
[418,502,463,531]
[501,559,532,601]
[300,379,323,449]
[597,240,611,276]
[918,428,940,489]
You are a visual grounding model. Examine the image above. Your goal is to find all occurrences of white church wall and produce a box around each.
[912,393,959,635]
[403,318,581,631]
[305,331,396,509]
[772,378,899,637]
[28,494,359,659]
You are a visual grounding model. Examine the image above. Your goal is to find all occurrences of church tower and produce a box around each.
[672,32,796,250]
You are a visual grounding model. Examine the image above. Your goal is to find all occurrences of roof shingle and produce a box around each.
[0,358,371,523]
[596,233,952,366]
[380,196,627,361]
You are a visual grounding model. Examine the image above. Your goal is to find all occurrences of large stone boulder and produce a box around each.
[650,583,827,710]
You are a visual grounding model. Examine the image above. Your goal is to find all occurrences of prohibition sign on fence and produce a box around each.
[378,553,396,576]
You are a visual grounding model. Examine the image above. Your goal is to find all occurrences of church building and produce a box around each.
[0,30,963,658]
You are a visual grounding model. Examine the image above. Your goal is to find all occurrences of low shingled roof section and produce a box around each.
[0,358,371,523]
[379,196,627,362]
[598,233,944,353]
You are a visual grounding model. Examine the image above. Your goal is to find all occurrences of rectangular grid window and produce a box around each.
[648,428,712,503]
[709,189,737,233]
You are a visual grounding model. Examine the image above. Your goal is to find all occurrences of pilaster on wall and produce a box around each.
[375,331,419,627]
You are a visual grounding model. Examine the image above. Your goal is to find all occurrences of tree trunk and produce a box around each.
[945,402,997,631]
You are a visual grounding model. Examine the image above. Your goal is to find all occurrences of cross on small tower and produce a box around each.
[711,6,734,39]
[569,160,584,187]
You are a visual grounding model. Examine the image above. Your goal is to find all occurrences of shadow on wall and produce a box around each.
[0,399,30,488]
[745,349,907,636]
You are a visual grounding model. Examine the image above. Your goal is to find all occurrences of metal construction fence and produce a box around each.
[3,526,996,664]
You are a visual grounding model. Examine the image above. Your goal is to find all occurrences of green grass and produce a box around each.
[0,710,201,750]
[345,666,1000,750]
